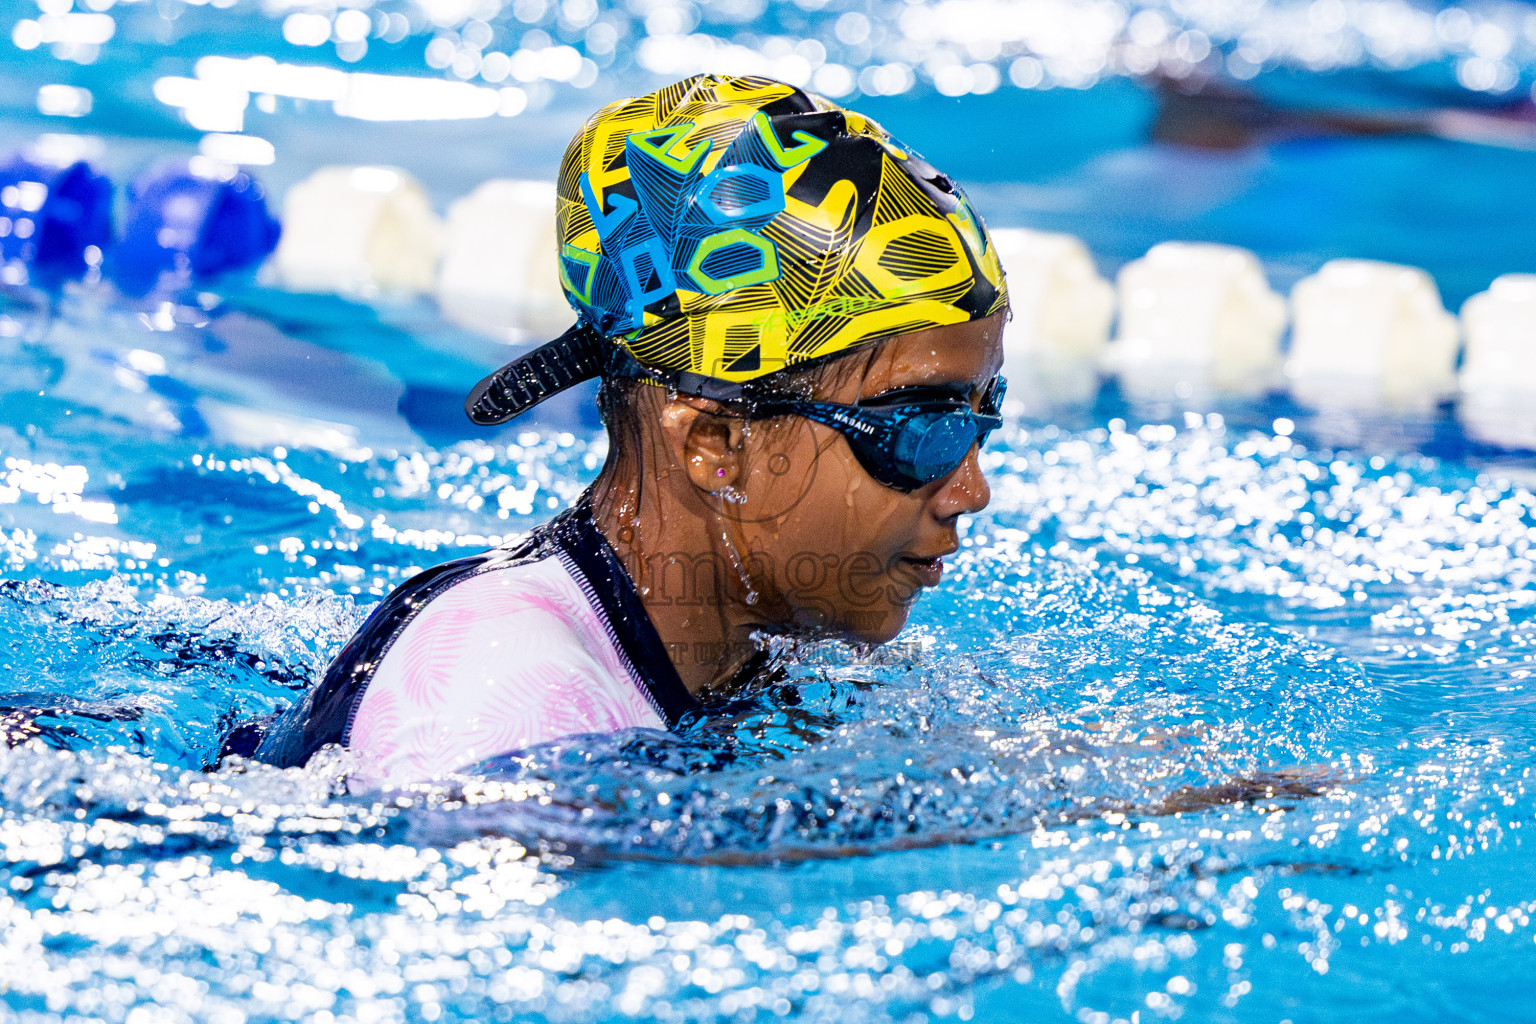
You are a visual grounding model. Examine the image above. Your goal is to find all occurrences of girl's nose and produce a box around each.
[932,446,991,517]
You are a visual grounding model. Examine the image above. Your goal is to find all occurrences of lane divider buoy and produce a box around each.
[436,178,568,339]
[0,150,112,286]
[114,159,281,296]
[1287,258,1460,412]
[1458,274,1536,449]
[270,165,442,296]
[1108,241,1286,400]
[989,227,1114,407]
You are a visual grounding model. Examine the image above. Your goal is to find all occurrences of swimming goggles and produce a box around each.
[594,344,1005,492]
[747,377,1007,492]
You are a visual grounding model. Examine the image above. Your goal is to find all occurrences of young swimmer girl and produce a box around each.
[251,74,1010,785]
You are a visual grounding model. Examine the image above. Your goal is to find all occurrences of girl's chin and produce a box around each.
[775,599,910,646]
[837,610,909,647]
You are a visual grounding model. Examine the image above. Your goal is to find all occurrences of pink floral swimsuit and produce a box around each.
[251,501,700,786]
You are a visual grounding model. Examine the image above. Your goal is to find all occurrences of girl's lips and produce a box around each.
[901,555,945,588]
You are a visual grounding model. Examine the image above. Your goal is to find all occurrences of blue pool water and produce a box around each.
[7,0,1536,1019]
[6,282,1536,1021]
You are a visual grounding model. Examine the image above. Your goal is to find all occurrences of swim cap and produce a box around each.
[466,74,1007,424]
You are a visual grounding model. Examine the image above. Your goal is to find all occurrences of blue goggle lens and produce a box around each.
[765,376,1006,492]
[899,411,986,483]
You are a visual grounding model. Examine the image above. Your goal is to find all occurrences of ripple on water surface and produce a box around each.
[2,409,1535,1023]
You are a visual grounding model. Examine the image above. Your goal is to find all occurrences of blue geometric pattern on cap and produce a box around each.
[571,116,796,333]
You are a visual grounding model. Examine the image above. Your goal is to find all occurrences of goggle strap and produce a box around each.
[609,348,750,403]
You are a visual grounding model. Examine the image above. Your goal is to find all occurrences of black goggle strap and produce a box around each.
[608,347,753,404]
[465,322,609,426]
[767,400,901,446]
[775,401,918,489]
[468,326,1009,433]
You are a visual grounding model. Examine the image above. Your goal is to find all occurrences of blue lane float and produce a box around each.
[112,160,281,296]
[0,153,113,286]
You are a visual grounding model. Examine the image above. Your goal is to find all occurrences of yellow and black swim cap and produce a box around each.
[466,74,1008,424]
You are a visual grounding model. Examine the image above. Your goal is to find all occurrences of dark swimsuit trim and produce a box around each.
[245,499,698,769]
[552,503,697,727]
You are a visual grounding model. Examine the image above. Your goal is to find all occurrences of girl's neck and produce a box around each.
[589,476,765,697]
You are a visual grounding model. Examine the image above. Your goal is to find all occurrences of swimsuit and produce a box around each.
[250,500,700,786]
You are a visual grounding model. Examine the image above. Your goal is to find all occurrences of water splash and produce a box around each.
[4,355,1536,1020]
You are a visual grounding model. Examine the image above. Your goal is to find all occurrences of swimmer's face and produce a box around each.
[709,313,1005,645]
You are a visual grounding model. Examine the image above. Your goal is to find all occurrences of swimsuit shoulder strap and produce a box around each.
[550,501,699,728]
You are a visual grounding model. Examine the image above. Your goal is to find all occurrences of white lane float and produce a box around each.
[1107,241,1286,399]
[1287,258,1460,411]
[270,165,444,296]
[435,178,569,340]
[182,154,1536,446]
[988,227,1114,407]
[1458,273,1536,449]
[41,132,1536,447]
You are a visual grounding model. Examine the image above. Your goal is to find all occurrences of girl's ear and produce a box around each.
[658,396,747,494]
